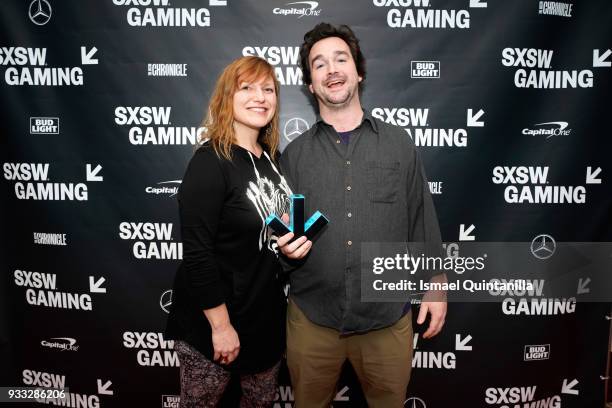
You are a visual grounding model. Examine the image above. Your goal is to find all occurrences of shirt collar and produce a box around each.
[314,108,379,134]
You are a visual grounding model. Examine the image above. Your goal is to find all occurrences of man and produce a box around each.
[277,23,447,407]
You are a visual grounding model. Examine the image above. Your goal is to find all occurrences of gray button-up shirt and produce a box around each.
[279,110,442,333]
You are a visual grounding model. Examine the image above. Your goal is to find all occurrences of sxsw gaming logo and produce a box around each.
[29,0,52,26]
[283,117,309,142]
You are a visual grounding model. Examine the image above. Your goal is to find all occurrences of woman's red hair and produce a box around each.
[200,56,281,160]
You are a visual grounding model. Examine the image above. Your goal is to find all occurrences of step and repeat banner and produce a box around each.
[1,0,611,407]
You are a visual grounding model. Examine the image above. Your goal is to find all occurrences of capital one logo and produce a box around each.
[146,180,181,198]
[160,290,172,314]
[522,121,571,139]
[283,117,309,142]
[530,234,556,259]
[40,337,79,351]
[273,1,322,18]
[404,397,426,408]
[29,0,52,26]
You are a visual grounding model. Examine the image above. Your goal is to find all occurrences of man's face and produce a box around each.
[308,36,362,109]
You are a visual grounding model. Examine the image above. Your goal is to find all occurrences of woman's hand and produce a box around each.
[203,304,240,364]
[211,323,240,364]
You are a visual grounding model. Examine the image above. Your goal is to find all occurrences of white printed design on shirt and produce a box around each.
[246,169,292,253]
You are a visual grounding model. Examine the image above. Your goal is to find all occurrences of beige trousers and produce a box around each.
[286,299,413,408]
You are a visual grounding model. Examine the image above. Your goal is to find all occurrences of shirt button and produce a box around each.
[346,186,351,191]
[347,212,352,218]
[347,240,352,246]
[336,139,341,144]
[346,160,351,165]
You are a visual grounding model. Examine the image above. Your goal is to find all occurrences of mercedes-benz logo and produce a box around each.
[29,0,52,26]
[160,290,173,314]
[530,234,556,260]
[283,117,309,142]
[404,397,426,408]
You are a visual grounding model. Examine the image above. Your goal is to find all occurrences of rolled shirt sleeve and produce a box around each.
[407,148,444,281]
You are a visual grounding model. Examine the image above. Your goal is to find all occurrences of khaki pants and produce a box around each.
[286,299,413,408]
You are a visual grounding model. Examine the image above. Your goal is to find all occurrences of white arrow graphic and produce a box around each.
[97,379,113,395]
[586,167,602,184]
[459,224,476,241]
[89,276,106,293]
[455,334,473,351]
[593,49,612,68]
[470,0,487,8]
[334,386,349,401]
[87,164,103,182]
[81,46,99,65]
[467,109,485,127]
[577,278,590,295]
[561,379,579,395]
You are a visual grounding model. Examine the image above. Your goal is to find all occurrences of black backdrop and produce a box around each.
[1,0,611,407]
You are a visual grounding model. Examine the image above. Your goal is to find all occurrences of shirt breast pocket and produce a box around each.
[365,161,400,203]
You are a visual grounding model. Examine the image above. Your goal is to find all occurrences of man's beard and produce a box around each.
[316,84,356,110]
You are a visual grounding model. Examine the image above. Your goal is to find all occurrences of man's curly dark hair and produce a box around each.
[299,23,366,87]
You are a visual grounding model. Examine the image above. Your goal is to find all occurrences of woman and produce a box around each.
[166,56,293,407]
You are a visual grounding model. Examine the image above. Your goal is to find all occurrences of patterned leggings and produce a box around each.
[174,340,280,408]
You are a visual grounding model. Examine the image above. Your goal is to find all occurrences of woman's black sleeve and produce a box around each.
[178,149,227,310]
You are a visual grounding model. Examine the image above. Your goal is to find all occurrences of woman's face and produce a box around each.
[232,75,276,134]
